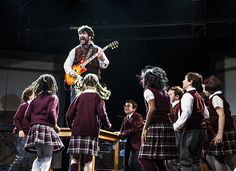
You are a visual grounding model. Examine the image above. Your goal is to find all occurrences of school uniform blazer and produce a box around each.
[120,112,144,150]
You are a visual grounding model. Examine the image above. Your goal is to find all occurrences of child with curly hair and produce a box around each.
[138,66,178,171]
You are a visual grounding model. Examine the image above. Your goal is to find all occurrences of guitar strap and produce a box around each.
[74,46,93,86]
[85,46,94,60]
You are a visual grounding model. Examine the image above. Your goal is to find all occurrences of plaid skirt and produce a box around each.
[206,129,236,156]
[138,123,178,160]
[25,124,64,153]
[67,135,99,156]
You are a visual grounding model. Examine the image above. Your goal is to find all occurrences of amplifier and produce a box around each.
[96,140,126,170]
[0,122,13,132]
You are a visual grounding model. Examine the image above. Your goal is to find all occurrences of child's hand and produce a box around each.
[141,129,148,145]
[19,130,25,138]
[113,131,121,136]
[54,124,60,133]
[213,133,223,145]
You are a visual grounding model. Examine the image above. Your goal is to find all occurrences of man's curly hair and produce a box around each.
[77,25,94,39]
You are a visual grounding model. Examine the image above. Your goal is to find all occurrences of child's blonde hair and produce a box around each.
[79,73,111,100]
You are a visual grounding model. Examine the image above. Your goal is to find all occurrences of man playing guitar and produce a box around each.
[64,25,109,100]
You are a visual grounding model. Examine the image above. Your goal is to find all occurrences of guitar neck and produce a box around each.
[82,45,109,67]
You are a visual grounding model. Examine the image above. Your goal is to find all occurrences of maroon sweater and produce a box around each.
[13,102,31,134]
[66,91,111,137]
[25,94,59,127]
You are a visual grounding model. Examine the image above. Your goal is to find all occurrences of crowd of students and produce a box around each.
[8,68,236,171]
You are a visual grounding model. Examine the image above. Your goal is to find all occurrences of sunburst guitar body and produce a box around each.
[64,41,119,86]
[64,60,87,86]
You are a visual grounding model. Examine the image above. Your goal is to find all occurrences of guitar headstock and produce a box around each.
[108,41,119,50]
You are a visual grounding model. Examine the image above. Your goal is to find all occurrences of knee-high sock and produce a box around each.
[138,158,159,171]
[83,161,92,171]
[70,163,78,171]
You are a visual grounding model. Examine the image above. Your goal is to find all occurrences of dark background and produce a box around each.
[1,0,236,170]
[1,0,236,129]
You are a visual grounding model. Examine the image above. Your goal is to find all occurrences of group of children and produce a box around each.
[137,67,236,171]
[119,66,236,171]
[8,65,236,171]
[9,73,111,171]
[9,74,64,171]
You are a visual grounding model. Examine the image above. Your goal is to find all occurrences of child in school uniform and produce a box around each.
[118,99,144,171]
[8,85,34,171]
[203,75,236,171]
[24,74,64,171]
[173,72,209,171]
[138,66,178,171]
[66,73,112,171]
[166,86,184,171]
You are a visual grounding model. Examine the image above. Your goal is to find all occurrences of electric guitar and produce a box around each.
[64,41,119,86]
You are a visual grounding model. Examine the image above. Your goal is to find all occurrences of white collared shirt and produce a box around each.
[144,89,155,102]
[209,91,223,108]
[171,100,180,108]
[127,113,133,120]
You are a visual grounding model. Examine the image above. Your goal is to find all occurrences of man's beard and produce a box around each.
[80,38,89,45]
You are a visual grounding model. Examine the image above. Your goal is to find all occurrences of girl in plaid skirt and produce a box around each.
[137,66,178,171]
[66,73,112,171]
[24,74,64,171]
[203,75,236,171]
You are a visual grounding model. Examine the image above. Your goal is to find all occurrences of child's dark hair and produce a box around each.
[138,65,168,90]
[203,75,222,94]
[169,86,184,99]
[125,99,138,111]
[22,86,34,102]
[186,72,203,89]
[33,74,58,96]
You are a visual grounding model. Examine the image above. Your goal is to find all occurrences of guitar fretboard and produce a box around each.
[81,45,109,67]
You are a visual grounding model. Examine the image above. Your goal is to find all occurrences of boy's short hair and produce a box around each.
[125,99,138,111]
[169,86,184,98]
